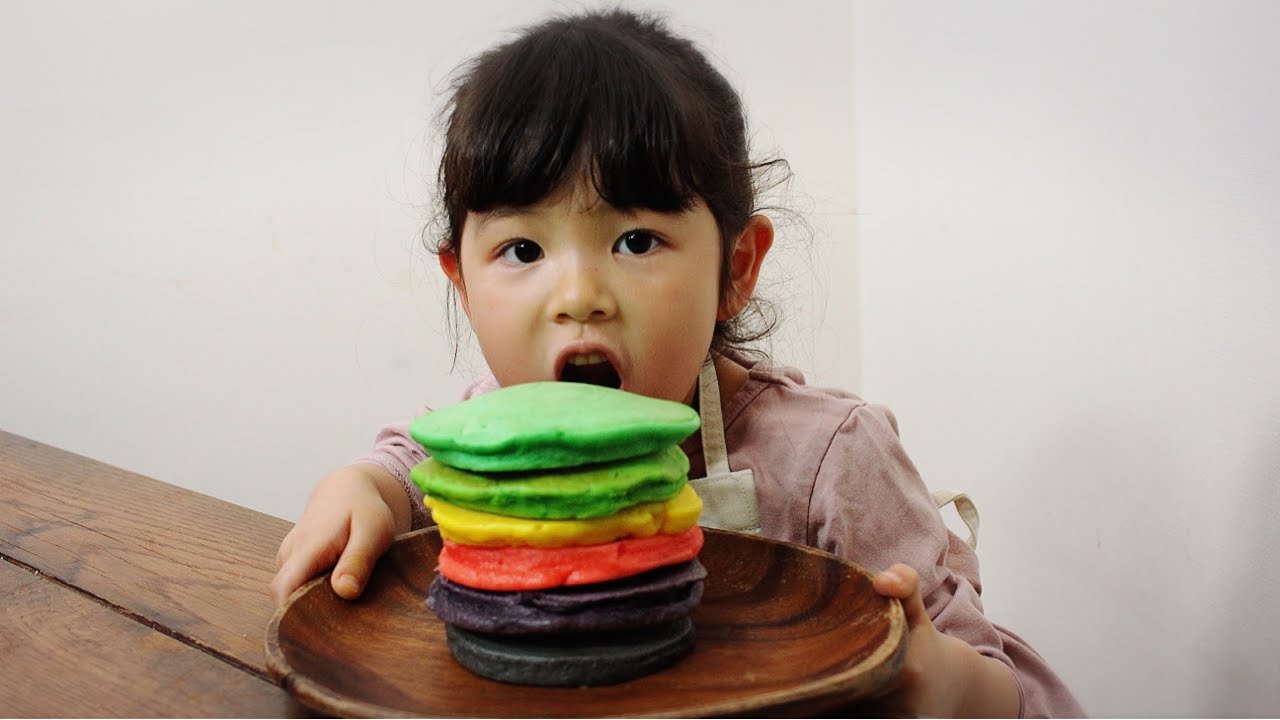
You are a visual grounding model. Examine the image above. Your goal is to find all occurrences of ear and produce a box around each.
[717,214,774,321]
[438,248,471,317]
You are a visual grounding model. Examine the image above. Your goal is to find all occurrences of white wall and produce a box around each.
[854,1,1280,716]
[0,0,854,521]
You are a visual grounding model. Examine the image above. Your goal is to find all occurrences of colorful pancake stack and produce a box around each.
[408,381,706,687]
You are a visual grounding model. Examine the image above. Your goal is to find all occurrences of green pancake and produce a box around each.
[410,445,689,519]
[409,382,701,472]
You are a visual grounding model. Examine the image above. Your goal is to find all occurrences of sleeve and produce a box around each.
[351,374,503,532]
[807,403,1085,718]
[352,415,432,531]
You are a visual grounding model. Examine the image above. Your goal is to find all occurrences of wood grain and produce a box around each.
[0,430,291,674]
[267,528,907,718]
[0,559,304,717]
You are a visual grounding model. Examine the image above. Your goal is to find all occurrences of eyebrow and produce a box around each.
[471,206,535,233]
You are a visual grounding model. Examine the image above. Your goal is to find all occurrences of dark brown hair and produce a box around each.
[433,9,788,354]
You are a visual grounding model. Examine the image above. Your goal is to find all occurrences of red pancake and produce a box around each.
[438,526,704,591]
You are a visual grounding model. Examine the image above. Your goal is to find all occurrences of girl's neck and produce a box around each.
[689,352,750,412]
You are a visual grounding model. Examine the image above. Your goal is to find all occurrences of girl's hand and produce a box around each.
[870,563,1022,717]
[270,465,410,606]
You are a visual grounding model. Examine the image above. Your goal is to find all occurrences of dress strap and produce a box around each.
[930,488,980,550]
[697,358,732,476]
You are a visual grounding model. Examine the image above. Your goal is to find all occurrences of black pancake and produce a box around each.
[444,618,695,686]
[427,559,706,635]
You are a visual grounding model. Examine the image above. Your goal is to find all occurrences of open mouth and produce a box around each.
[559,353,622,389]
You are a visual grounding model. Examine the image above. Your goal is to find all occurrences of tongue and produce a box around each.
[562,361,622,389]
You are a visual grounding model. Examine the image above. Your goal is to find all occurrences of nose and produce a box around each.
[549,255,618,323]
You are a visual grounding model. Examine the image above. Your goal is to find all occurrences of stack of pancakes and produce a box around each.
[408,381,706,686]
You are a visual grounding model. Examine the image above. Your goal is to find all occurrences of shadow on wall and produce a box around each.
[1011,397,1280,717]
[1001,397,1237,717]
[1211,416,1280,716]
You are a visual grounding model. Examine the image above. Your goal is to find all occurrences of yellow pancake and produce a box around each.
[426,484,702,547]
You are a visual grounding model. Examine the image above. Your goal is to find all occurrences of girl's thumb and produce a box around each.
[331,508,395,600]
[872,563,929,627]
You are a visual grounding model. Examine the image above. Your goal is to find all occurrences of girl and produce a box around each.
[271,9,1083,717]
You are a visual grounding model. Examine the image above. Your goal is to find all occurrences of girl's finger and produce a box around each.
[274,527,298,568]
[271,525,348,606]
[330,507,395,600]
[873,562,929,628]
[271,551,324,607]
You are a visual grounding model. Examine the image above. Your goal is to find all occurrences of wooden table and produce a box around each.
[0,429,310,717]
[1,429,907,718]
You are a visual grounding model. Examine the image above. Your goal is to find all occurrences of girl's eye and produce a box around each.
[614,230,661,256]
[500,239,543,264]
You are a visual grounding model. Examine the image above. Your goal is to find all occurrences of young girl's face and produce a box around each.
[441,180,727,405]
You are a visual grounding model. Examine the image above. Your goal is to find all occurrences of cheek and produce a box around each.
[694,256,726,321]
[460,276,526,369]
[644,263,720,360]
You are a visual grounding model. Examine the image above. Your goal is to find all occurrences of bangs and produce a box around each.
[442,19,732,223]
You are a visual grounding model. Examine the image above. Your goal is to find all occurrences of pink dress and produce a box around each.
[356,355,1085,717]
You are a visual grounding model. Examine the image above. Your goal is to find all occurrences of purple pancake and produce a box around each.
[428,559,706,635]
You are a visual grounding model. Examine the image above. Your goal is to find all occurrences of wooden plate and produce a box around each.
[265,528,906,718]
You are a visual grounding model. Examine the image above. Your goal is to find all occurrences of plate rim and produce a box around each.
[265,527,907,718]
